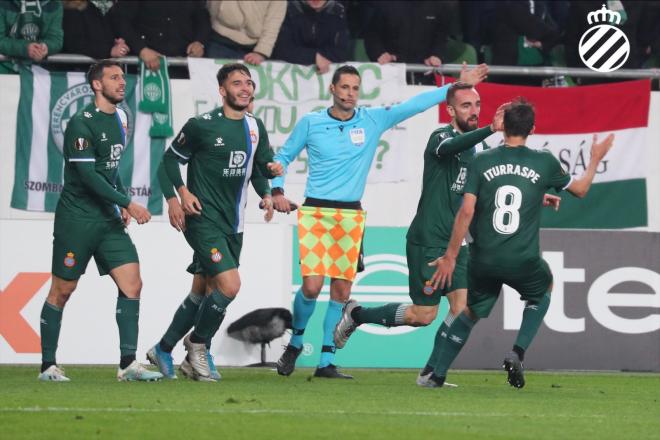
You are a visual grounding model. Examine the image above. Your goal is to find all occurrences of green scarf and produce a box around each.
[139,57,173,138]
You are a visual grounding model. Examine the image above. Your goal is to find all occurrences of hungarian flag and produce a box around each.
[11,66,166,214]
[438,78,650,229]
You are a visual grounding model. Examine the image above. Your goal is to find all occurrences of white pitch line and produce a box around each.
[0,407,606,419]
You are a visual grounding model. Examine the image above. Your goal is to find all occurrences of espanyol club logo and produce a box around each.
[210,248,223,263]
[579,4,630,73]
[63,252,76,268]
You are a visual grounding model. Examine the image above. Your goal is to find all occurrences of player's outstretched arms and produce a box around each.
[567,134,615,198]
[126,201,151,225]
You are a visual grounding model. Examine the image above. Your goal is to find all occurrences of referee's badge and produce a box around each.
[350,128,365,146]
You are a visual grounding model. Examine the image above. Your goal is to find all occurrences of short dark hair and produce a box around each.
[504,98,535,138]
[446,81,475,105]
[217,63,252,87]
[331,65,360,85]
[86,59,122,88]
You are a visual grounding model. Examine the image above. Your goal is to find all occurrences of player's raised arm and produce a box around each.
[565,134,615,198]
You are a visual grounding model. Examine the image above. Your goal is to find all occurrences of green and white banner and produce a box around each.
[11,66,165,214]
[188,58,408,183]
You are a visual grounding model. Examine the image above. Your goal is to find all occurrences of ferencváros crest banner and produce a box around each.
[11,66,165,214]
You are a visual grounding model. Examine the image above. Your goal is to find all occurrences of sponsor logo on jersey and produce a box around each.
[450,167,467,192]
[106,144,124,169]
[350,128,366,146]
[210,248,223,263]
[229,151,247,168]
[74,138,89,151]
[63,252,76,268]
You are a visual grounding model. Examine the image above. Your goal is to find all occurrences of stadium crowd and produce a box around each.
[1,0,659,85]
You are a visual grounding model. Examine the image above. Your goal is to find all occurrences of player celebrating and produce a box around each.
[38,60,162,382]
[273,63,489,379]
[158,63,283,382]
[426,99,614,388]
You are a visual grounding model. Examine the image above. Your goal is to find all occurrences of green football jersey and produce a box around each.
[464,145,571,266]
[57,103,131,221]
[168,108,274,235]
[407,125,488,247]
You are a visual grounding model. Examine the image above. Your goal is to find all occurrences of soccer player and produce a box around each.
[333,84,560,386]
[158,63,283,382]
[148,144,295,380]
[425,99,614,388]
[273,63,489,379]
[38,59,162,382]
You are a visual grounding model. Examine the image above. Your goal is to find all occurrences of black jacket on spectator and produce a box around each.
[62,1,116,59]
[271,0,349,65]
[364,1,451,63]
[492,0,562,67]
[111,0,210,57]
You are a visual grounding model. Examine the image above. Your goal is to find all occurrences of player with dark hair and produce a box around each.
[38,59,162,382]
[424,99,614,388]
[154,63,283,381]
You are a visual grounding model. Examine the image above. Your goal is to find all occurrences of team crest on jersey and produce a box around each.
[210,248,223,263]
[350,128,365,146]
[250,130,258,145]
[64,252,76,268]
[74,138,89,151]
[423,281,435,295]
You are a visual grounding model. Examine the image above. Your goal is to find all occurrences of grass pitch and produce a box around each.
[1,366,658,439]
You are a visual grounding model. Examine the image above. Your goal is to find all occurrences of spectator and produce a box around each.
[0,0,63,72]
[364,1,453,68]
[111,0,210,71]
[206,0,286,65]
[271,0,349,74]
[62,0,128,59]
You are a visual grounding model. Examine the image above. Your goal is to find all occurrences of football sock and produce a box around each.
[190,289,233,343]
[120,355,136,370]
[514,292,551,352]
[433,312,476,377]
[290,288,317,349]
[40,302,63,370]
[160,292,204,352]
[116,297,140,358]
[424,313,455,370]
[319,300,343,368]
[352,303,409,326]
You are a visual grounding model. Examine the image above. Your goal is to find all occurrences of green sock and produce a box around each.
[514,293,551,350]
[161,292,203,351]
[116,297,140,357]
[354,303,409,326]
[425,314,454,368]
[40,302,63,363]
[191,290,233,342]
[433,312,476,377]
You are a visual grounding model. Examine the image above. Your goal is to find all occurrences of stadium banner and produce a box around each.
[188,58,409,183]
[291,227,660,371]
[439,80,651,229]
[10,65,165,214]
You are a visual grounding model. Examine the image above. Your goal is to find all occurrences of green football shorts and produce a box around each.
[51,217,139,280]
[406,241,468,306]
[183,224,242,277]
[467,258,553,318]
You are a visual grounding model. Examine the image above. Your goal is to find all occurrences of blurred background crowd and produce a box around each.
[1,0,659,86]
